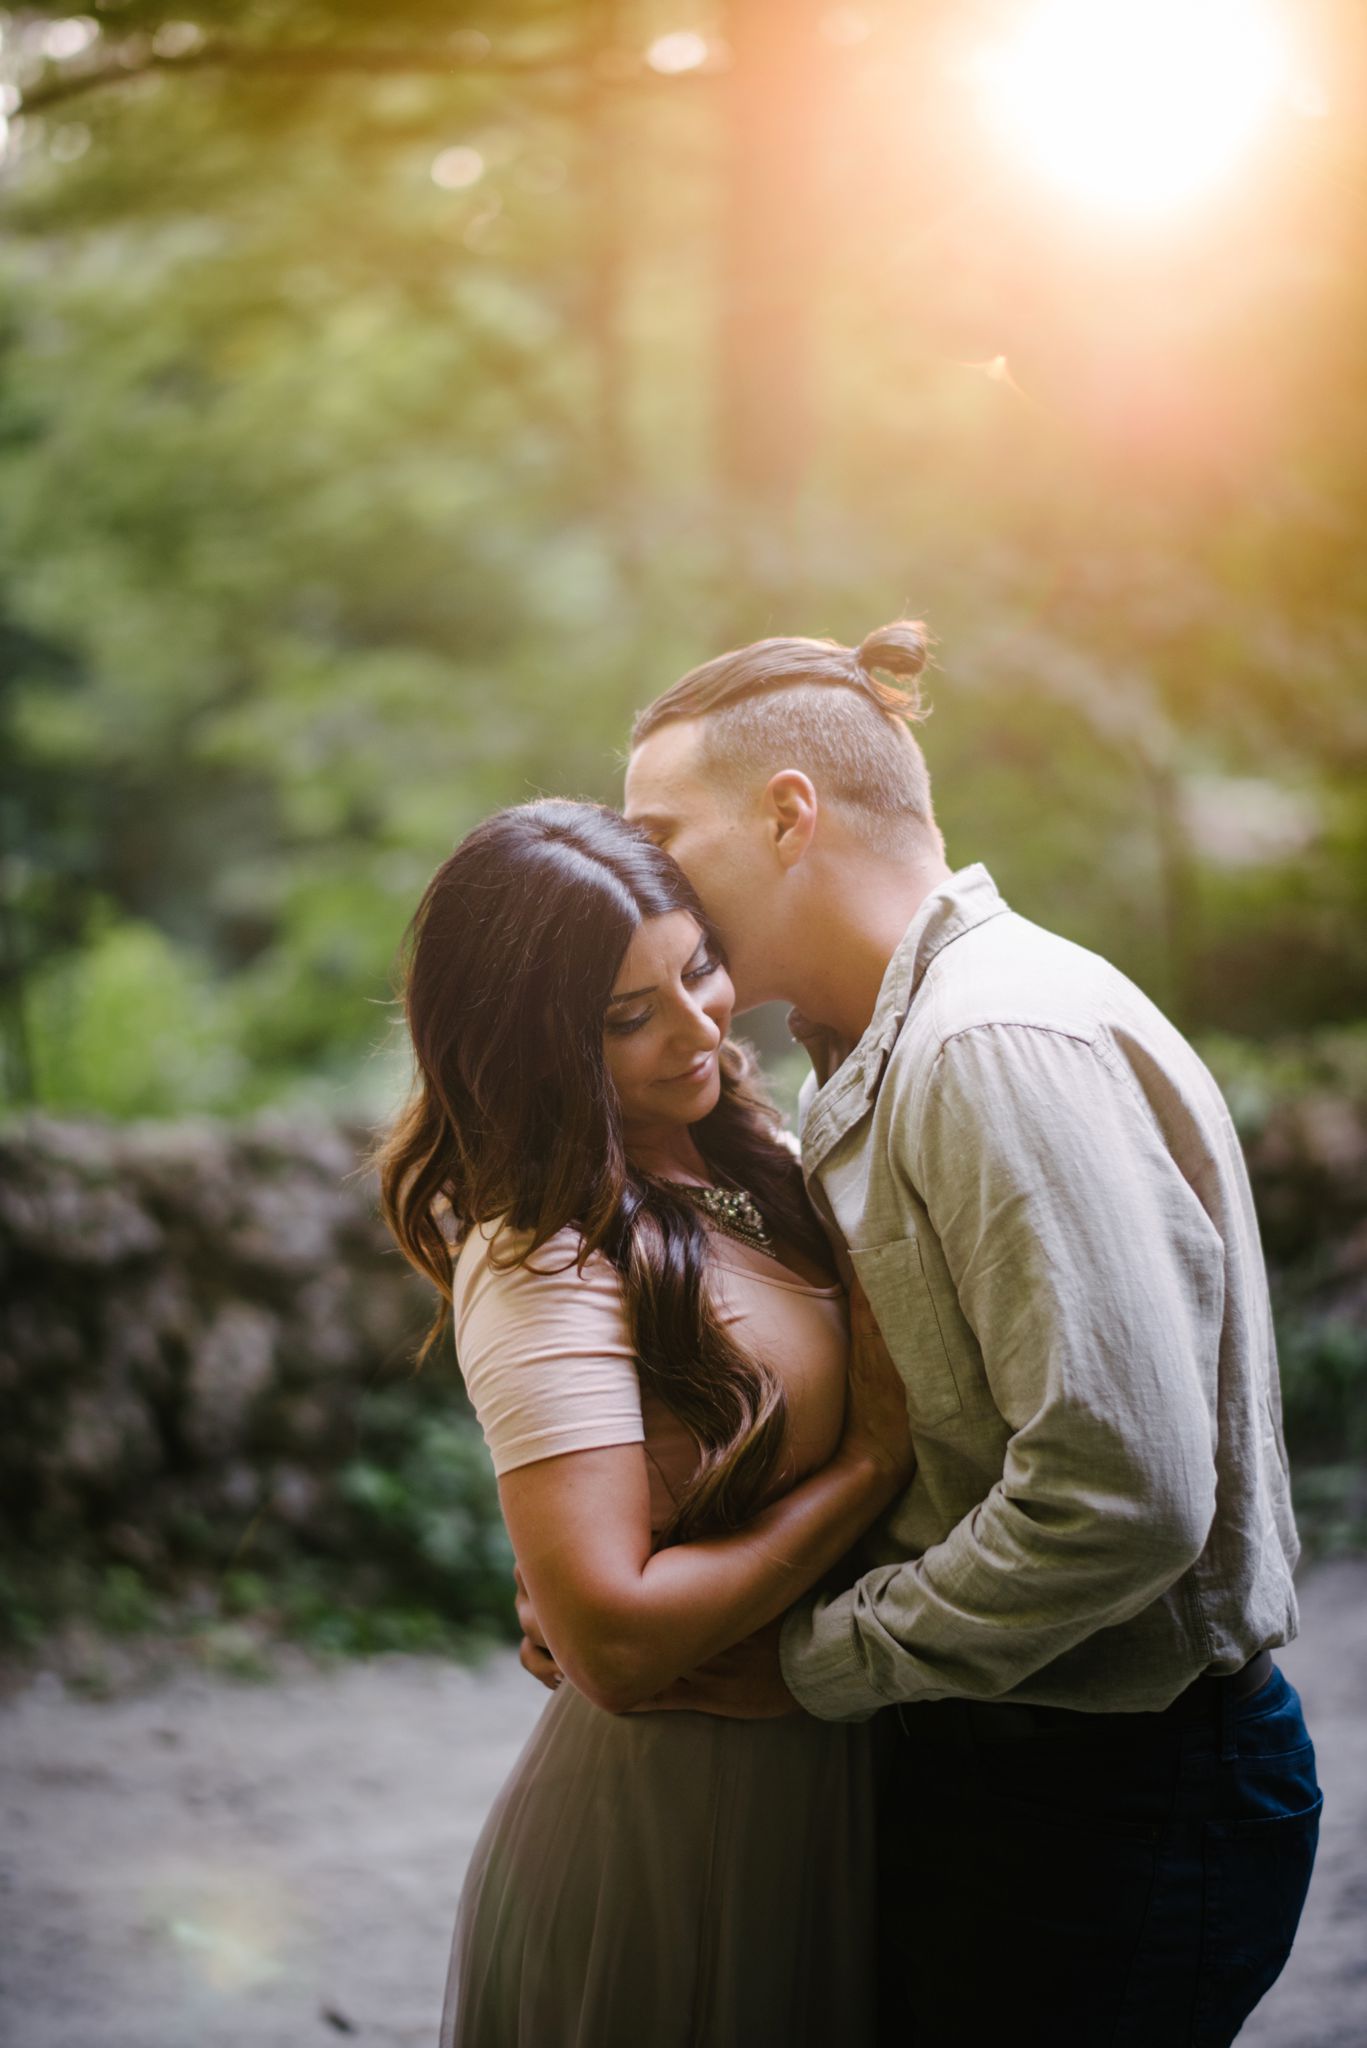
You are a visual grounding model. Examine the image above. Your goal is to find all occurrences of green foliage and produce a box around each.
[0,1553,169,1652]
[219,1567,274,1616]
[0,1543,511,1665]
[0,1562,45,1649]
[1279,1318,1367,1465]
[0,2,1364,1120]
[1199,1031,1367,1518]
[1199,1028,1367,1143]
[90,1561,163,1634]
[28,914,245,1115]
[338,1393,518,1635]
[1291,1464,1367,1563]
[274,1564,504,1661]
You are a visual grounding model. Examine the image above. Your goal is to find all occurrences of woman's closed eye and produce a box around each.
[605,957,722,1036]
[605,1010,651,1037]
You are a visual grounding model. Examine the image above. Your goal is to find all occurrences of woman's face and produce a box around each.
[602,911,734,1133]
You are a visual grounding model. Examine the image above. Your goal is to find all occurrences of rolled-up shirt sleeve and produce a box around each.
[781,1022,1226,1720]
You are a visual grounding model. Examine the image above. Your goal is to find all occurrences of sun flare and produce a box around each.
[974,0,1293,219]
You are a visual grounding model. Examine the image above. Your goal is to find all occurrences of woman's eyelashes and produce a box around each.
[604,958,721,1037]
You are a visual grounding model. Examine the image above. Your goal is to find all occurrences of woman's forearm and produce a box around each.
[567,1446,899,1712]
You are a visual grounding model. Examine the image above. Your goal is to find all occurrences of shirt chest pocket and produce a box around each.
[848,1234,964,1430]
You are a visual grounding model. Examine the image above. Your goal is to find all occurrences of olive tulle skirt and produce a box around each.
[440,1677,878,2047]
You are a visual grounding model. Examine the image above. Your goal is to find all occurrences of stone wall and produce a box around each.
[0,1115,452,1592]
[2,1094,1363,1607]
[1241,1086,1367,1466]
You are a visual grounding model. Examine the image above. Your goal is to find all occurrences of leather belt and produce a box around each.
[1166,1646,1275,1720]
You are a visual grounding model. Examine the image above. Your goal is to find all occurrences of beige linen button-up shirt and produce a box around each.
[778,864,1299,1721]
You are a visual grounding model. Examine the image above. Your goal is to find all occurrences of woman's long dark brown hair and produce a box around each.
[376,799,832,1544]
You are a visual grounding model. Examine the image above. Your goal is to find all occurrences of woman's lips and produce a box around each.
[662,1050,717,1086]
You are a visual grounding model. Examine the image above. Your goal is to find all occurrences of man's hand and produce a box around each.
[514,1563,563,1691]
[625,1618,801,1719]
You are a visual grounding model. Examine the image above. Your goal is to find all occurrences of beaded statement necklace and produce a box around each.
[663,1181,776,1258]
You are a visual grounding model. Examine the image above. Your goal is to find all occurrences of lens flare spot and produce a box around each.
[150,1869,305,1995]
[974,0,1296,218]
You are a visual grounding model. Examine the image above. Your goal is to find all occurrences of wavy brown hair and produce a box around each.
[376,799,832,1544]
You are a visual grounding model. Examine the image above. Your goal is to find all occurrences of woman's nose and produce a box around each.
[674,992,722,1049]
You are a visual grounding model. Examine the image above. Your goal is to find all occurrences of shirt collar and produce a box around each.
[793,862,1010,1139]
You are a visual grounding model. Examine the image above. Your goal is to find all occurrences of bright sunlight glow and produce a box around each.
[974,0,1293,219]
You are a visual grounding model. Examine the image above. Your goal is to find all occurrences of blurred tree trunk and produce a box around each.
[0,797,36,1106]
[581,0,631,514]
[1149,760,1200,1029]
[717,0,827,504]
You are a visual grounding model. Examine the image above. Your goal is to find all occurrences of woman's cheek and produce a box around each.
[607,1034,653,1110]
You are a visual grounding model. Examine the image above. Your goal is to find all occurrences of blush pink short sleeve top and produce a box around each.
[452,1219,849,1509]
[452,1223,646,1476]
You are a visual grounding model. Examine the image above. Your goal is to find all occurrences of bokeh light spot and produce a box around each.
[646,32,710,76]
[50,123,91,163]
[152,23,207,61]
[431,147,485,192]
[42,17,100,61]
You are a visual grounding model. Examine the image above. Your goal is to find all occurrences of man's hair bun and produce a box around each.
[855,620,930,685]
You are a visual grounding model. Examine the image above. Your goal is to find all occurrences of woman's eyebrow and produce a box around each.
[606,940,708,1008]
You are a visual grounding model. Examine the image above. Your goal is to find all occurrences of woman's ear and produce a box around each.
[763,770,818,870]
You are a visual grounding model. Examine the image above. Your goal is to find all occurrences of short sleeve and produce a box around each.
[452,1223,645,1477]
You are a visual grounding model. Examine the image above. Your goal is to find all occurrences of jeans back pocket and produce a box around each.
[1195,1789,1322,2046]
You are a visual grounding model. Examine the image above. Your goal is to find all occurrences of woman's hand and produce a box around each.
[840,1278,916,1492]
[625,1618,801,1719]
[514,1563,563,1691]
[500,1389,912,1714]
[509,1295,912,1713]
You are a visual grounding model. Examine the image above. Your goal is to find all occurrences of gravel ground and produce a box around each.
[2,1561,1363,2048]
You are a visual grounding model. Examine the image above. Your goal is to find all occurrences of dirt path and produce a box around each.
[1240,1558,1367,2048]
[0,1646,544,2048]
[3,1562,1363,2048]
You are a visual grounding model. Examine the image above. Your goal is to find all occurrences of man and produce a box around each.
[522,620,1320,2045]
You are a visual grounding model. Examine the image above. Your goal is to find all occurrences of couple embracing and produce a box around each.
[379,620,1320,2048]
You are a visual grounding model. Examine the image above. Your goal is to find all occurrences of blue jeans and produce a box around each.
[875,1663,1321,2047]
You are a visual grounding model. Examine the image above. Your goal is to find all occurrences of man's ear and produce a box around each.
[763,770,818,870]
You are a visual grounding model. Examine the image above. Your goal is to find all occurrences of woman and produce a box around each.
[378,799,912,2048]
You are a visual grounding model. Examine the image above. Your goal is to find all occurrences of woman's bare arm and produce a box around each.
[499,1304,911,1714]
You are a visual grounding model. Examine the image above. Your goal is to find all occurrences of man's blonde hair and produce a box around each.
[632,620,940,847]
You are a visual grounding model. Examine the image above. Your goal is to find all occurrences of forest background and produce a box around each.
[1,0,1365,1659]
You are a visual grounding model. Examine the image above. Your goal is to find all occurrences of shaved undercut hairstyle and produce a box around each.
[631,619,941,851]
